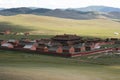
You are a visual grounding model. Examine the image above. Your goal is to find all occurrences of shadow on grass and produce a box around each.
[0,21,33,32]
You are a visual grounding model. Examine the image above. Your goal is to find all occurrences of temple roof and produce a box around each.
[52,34,81,41]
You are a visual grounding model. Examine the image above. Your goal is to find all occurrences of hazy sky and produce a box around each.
[0,0,120,9]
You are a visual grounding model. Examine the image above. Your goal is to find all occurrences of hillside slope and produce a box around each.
[0,14,120,38]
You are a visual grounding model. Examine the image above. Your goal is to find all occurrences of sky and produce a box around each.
[0,0,120,9]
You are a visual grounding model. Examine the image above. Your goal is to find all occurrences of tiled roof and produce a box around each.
[52,34,81,40]
[23,45,33,49]
[19,41,37,46]
[73,43,83,48]
[48,47,58,51]
[1,43,12,47]
[63,46,72,50]
[8,39,16,42]
[48,46,60,51]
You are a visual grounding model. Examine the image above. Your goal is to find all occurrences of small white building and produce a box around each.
[1,43,14,48]
[23,45,36,51]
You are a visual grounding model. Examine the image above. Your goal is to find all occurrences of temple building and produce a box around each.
[51,34,82,45]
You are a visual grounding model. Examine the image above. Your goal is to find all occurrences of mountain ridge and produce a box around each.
[0,6,120,20]
[69,6,120,12]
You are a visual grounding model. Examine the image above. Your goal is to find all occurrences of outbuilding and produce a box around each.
[74,43,85,52]
[63,46,75,54]
[49,46,63,53]
[1,43,14,48]
[23,45,36,51]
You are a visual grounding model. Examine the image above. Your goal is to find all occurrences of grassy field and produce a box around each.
[0,14,120,38]
[0,14,120,80]
[0,50,120,80]
[0,34,53,40]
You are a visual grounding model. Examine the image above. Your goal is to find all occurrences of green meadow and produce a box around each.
[0,50,120,80]
[0,14,120,38]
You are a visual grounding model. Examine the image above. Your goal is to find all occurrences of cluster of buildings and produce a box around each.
[0,34,120,57]
[0,30,30,35]
[0,30,11,35]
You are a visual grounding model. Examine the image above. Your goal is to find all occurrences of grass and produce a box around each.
[0,35,53,40]
[0,50,120,80]
[75,53,120,65]
[0,14,120,80]
[0,14,120,38]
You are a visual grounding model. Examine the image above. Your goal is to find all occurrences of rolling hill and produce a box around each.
[0,14,120,38]
[70,6,120,12]
[0,7,52,16]
[0,7,99,19]
[0,6,120,19]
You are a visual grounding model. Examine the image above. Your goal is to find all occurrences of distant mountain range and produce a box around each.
[0,8,5,10]
[69,6,120,12]
[0,6,120,20]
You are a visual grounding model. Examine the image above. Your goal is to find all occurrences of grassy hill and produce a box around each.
[0,50,120,80]
[0,14,120,38]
